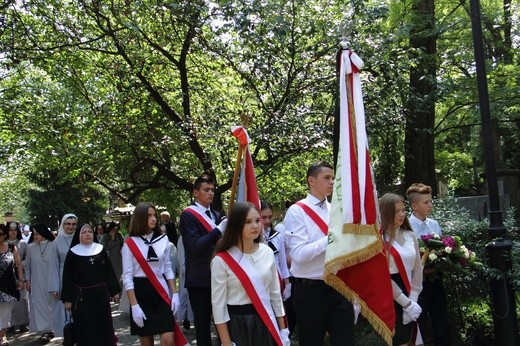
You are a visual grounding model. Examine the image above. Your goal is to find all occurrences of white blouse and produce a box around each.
[211,243,284,324]
[121,235,174,295]
[387,229,423,303]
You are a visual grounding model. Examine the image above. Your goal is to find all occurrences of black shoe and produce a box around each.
[39,333,51,345]
[183,319,190,330]
[6,327,15,334]
[18,325,29,333]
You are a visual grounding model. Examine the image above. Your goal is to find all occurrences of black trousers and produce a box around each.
[292,278,355,346]
[187,287,213,346]
[418,277,451,346]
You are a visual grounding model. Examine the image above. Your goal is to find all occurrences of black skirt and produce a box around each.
[130,277,174,336]
[227,304,277,346]
[391,273,417,345]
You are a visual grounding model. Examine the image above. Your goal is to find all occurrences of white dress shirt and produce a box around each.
[409,213,442,238]
[284,194,329,280]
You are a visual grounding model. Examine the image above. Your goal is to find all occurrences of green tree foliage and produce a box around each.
[25,167,106,227]
[0,0,343,211]
[0,0,519,217]
[434,0,520,192]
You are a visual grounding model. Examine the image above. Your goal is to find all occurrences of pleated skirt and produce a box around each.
[130,278,174,336]
[227,304,277,346]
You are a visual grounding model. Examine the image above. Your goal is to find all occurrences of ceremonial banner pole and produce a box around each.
[228,144,244,213]
[229,126,261,211]
[324,44,395,345]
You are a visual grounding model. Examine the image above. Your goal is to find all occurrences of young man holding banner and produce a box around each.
[179,174,227,346]
[284,161,355,346]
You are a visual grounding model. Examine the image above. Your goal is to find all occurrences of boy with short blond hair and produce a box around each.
[406,183,451,346]
[407,183,442,237]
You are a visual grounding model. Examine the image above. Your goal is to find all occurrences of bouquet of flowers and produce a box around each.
[418,233,479,276]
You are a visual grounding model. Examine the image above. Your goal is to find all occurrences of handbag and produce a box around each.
[63,310,76,346]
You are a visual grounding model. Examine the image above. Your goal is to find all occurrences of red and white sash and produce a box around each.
[295,201,328,235]
[125,237,189,346]
[216,246,283,346]
[183,205,216,232]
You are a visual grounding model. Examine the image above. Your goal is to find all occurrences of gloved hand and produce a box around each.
[171,293,180,315]
[282,283,292,301]
[131,304,147,327]
[217,218,228,234]
[402,310,413,325]
[280,328,291,346]
[403,301,422,321]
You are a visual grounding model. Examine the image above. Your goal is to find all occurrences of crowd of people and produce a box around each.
[0,162,451,346]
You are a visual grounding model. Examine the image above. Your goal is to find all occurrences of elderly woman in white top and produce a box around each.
[379,193,423,346]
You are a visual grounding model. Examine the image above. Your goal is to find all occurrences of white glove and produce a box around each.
[217,218,228,234]
[282,283,292,301]
[402,310,413,325]
[131,304,147,327]
[280,328,291,346]
[403,301,422,321]
[171,293,180,315]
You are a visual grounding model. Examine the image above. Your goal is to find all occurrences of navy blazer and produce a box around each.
[179,205,224,288]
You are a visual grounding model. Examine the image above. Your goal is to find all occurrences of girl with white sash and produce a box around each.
[379,193,423,346]
[211,202,290,346]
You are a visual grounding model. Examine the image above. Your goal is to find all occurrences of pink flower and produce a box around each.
[442,236,457,248]
[421,234,435,242]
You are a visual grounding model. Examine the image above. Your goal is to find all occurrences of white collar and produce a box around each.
[71,242,103,256]
[194,201,211,213]
[307,193,327,206]
[409,213,427,225]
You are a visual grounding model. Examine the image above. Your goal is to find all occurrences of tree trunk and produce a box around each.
[404,0,438,194]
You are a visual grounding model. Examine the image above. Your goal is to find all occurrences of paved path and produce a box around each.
[6,303,202,345]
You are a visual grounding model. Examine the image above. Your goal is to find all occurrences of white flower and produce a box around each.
[464,249,470,259]
[445,246,452,254]
[429,253,438,261]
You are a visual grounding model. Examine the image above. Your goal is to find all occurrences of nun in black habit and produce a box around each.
[61,224,120,346]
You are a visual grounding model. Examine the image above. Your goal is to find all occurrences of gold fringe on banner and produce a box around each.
[342,223,378,235]
[324,239,383,275]
[324,272,394,345]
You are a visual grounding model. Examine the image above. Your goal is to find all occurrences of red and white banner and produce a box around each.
[324,50,395,345]
[231,126,261,210]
